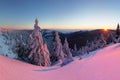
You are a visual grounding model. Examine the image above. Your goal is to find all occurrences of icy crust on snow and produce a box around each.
[0,43,120,80]
[0,32,17,58]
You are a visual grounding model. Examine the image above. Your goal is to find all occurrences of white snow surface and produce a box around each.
[1,43,120,80]
[0,32,17,58]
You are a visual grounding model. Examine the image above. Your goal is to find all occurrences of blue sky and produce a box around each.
[0,0,120,30]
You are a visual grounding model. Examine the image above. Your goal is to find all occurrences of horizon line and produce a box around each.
[0,27,115,31]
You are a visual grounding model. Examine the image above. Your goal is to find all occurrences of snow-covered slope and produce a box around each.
[1,43,120,80]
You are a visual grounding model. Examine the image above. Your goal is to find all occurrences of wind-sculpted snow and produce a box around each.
[0,43,120,80]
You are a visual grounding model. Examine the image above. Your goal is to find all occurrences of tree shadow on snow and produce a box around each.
[34,67,59,72]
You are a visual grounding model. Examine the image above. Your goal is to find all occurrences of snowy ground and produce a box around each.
[0,31,17,58]
[0,43,120,80]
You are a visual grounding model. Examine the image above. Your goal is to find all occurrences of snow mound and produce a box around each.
[1,43,120,80]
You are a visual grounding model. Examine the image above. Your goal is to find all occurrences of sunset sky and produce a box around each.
[0,0,120,30]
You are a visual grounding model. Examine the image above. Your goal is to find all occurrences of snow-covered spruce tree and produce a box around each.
[53,32,65,65]
[63,38,72,58]
[77,38,102,57]
[109,32,115,43]
[84,40,91,54]
[88,41,95,51]
[116,24,120,39]
[71,44,79,56]
[100,34,107,47]
[74,44,77,52]
[15,35,28,60]
[114,24,120,43]
[63,38,73,64]
[28,18,50,66]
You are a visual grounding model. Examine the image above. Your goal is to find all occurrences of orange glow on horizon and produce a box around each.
[104,28,108,32]
[0,24,115,31]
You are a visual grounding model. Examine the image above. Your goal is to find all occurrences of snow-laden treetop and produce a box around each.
[34,18,41,31]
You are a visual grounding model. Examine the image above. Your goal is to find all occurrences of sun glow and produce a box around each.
[104,28,108,32]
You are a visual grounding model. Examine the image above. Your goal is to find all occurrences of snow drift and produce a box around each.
[0,43,120,80]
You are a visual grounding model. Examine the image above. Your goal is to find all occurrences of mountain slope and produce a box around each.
[0,43,120,80]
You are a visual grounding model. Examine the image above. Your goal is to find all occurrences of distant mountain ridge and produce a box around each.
[0,28,115,58]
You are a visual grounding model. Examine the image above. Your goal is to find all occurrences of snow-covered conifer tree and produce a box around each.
[100,34,107,47]
[62,38,73,64]
[53,32,65,64]
[28,18,50,66]
[71,44,79,56]
[74,44,77,52]
[116,24,120,39]
[114,24,120,43]
[63,38,73,58]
